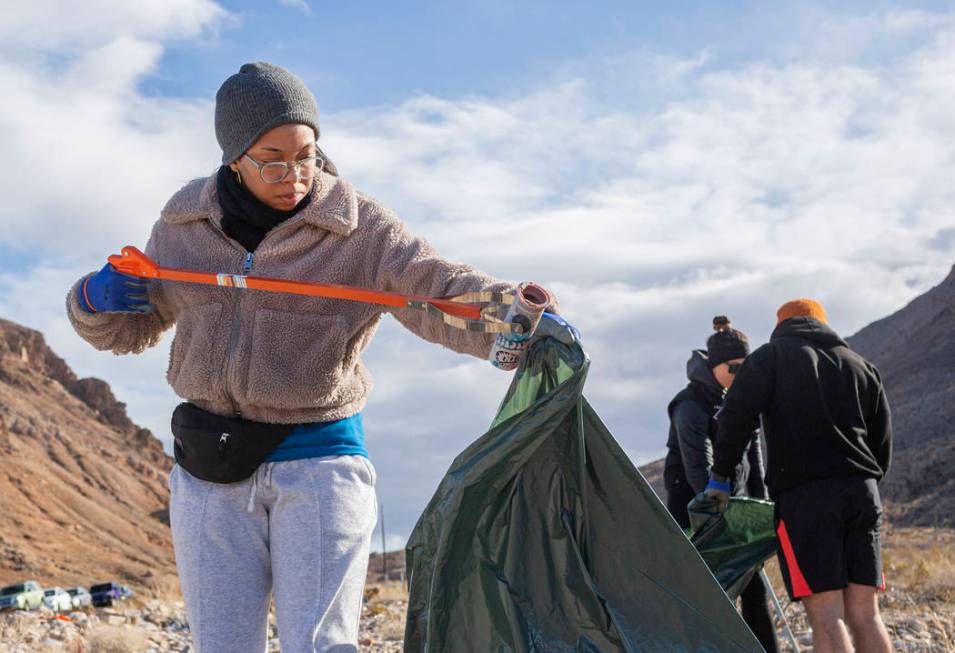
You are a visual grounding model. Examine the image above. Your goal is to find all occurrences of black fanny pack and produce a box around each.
[171,403,295,484]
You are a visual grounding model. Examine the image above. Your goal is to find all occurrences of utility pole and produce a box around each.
[380,500,387,580]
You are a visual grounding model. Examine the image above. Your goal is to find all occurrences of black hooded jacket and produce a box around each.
[712,318,892,497]
[664,350,766,497]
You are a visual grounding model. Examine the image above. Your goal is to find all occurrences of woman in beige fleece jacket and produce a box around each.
[65,62,562,653]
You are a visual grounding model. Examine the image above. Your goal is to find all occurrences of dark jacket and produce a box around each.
[712,318,892,497]
[665,351,767,497]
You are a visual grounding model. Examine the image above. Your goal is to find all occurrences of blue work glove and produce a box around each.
[77,263,154,314]
[530,312,580,346]
[703,472,731,513]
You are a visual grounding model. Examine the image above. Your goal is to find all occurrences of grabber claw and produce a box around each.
[107,246,160,279]
[101,243,520,334]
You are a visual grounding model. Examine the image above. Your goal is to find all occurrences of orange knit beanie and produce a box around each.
[777,299,828,325]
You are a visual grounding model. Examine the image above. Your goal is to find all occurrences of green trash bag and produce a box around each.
[688,495,779,600]
[404,338,763,652]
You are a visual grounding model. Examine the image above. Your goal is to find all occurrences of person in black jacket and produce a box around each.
[706,299,892,653]
[664,317,779,653]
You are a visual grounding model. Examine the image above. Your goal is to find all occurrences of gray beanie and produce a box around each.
[215,62,337,175]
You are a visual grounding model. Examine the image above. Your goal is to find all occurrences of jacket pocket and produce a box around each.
[245,309,359,410]
[166,302,225,402]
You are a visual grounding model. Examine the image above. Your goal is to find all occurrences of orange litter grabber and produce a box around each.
[107,246,526,335]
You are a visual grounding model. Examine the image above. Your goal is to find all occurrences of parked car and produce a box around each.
[65,586,93,609]
[42,587,74,612]
[0,581,44,611]
[89,582,134,607]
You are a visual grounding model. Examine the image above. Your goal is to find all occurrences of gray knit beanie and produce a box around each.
[215,62,337,175]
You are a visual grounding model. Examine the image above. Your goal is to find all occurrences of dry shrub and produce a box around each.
[362,581,408,641]
[86,625,147,653]
[883,526,955,602]
[144,573,182,603]
[379,618,406,642]
[363,581,408,615]
[363,585,380,602]
[0,612,41,644]
[364,601,389,617]
[0,615,89,652]
[64,639,88,653]
[45,636,91,653]
[371,581,408,602]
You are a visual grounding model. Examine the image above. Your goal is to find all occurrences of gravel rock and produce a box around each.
[1,581,952,652]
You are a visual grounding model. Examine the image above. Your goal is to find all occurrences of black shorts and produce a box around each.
[774,476,885,601]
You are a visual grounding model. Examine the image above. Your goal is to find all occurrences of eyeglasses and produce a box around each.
[727,362,743,375]
[243,153,324,184]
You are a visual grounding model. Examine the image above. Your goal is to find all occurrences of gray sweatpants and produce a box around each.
[168,456,378,653]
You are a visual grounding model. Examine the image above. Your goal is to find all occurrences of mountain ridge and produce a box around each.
[847,264,955,526]
[0,317,176,592]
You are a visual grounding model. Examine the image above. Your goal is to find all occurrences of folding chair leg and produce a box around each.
[760,569,800,653]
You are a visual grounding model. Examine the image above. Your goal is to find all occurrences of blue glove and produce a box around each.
[77,263,154,314]
[530,312,580,346]
[703,472,731,513]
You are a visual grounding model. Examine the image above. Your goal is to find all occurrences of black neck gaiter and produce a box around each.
[215,165,316,252]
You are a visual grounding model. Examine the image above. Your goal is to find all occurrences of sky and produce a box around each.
[1,1,953,551]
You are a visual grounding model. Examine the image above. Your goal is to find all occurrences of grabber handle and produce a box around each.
[107,246,161,279]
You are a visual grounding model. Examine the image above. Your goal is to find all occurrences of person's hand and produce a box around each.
[530,312,580,346]
[703,472,731,513]
[78,263,155,314]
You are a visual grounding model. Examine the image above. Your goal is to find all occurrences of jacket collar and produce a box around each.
[771,317,847,348]
[161,171,359,237]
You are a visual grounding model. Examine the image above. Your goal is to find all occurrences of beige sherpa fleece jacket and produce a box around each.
[66,171,513,424]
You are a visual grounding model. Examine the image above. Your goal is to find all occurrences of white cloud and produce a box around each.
[2,5,954,548]
[0,76,218,266]
[320,13,955,543]
[0,2,227,453]
[278,0,311,13]
[0,0,227,54]
[370,532,407,555]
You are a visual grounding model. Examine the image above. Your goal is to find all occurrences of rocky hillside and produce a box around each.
[0,318,176,594]
[637,458,665,498]
[848,264,955,527]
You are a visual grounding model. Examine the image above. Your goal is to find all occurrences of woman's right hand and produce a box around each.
[530,312,580,346]
[77,263,155,314]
